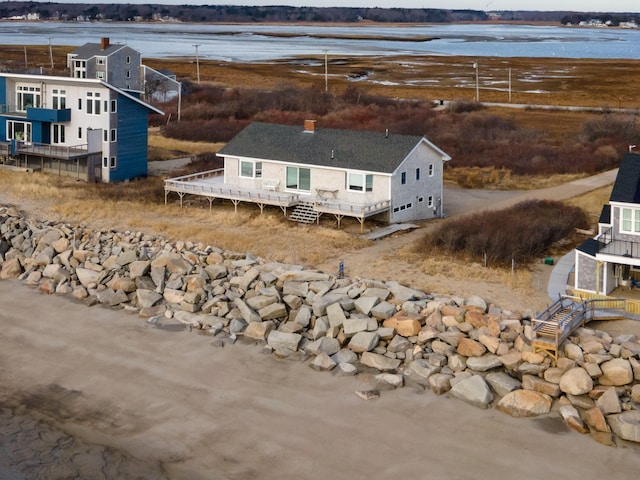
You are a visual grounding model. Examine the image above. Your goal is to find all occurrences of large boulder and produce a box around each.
[485,372,522,397]
[360,352,401,372]
[348,331,380,353]
[599,358,633,386]
[559,367,593,396]
[608,410,640,443]
[450,375,494,409]
[497,390,552,417]
[267,331,301,352]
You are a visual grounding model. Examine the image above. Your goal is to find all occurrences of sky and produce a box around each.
[28,1,638,14]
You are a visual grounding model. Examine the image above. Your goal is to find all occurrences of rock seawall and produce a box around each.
[1,205,639,447]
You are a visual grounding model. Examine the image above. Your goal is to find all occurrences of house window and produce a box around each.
[78,98,82,110]
[428,196,434,207]
[52,89,66,110]
[126,56,131,64]
[103,130,108,142]
[126,70,131,79]
[103,157,108,168]
[111,100,117,112]
[110,157,117,168]
[110,129,117,142]
[401,172,406,185]
[96,57,105,65]
[286,166,311,191]
[428,163,434,177]
[74,60,87,78]
[86,92,101,115]
[7,120,32,142]
[347,173,373,192]
[240,160,262,178]
[416,168,420,181]
[52,124,65,144]
[96,72,105,79]
[78,127,82,139]
[418,196,424,203]
[16,85,41,111]
[621,208,640,234]
[104,100,108,112]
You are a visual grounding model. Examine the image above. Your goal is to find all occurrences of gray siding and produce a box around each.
[576,251,597,292]
[390,141,444,223]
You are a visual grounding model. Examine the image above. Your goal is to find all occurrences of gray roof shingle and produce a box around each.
[217,122,448,174]
[610,153,640,203]
[576,238,602,257]
[70,42,129,59]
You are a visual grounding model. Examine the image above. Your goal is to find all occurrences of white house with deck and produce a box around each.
[574,152,640,295]
[164,120,451,230]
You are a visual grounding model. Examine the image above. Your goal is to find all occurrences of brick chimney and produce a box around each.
[304,119,317,133]
[101,37,110,50]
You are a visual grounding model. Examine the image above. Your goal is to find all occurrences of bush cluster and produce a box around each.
[420,200,589,267]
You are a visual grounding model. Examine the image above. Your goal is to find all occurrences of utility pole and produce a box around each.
[48,37,54,69]
[193,44,201,84]
[323,50,328,93]
[473,61,479,102]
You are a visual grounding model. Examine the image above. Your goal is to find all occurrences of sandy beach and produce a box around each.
[0,280,639,478]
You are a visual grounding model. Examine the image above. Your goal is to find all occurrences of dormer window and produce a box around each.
[96,56,105,65]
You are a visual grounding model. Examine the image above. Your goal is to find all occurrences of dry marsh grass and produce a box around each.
[445,167,586,190]
[0,171,368,267]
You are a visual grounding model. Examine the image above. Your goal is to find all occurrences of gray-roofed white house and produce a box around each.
[67,38,142,93]
[165,120,451,229]
[574,152,640,295]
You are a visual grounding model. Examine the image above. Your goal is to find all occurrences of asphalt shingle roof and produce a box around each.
[217,122,443,174]
[610,153,640,203]
[598,204,611,225]
[576,238,602,257]
[70,42,127,59]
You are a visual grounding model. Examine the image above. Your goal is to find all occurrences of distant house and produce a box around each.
[575,153,640,294]
[67,38,142,93]
[0,72,163,182]
[165,121,451,229]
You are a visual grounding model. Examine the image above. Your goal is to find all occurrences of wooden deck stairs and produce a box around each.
[289,202,320,224]
[532,296,626,363]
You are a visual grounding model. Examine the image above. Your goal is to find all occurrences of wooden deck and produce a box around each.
[164,169,391,231]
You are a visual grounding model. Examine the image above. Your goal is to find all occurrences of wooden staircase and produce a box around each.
[532,296,626,363]
[289,202,319,224]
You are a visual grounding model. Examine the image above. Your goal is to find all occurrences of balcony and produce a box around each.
[596,227,640,261]
[0,104,71,122]
[26,107,71,123]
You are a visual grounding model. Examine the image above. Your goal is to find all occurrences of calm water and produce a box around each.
[2,21,640,61]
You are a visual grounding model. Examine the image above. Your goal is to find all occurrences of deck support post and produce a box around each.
[359,216,365,233]
[208,197,214,211]
[178,192,185,207]
[257,203,265,214]
[231,199,240,213]
[333,214,344,229]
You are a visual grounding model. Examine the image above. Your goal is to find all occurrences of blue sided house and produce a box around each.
[0,72,163,182]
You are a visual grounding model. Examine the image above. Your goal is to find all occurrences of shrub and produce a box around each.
[420,200,588,267]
